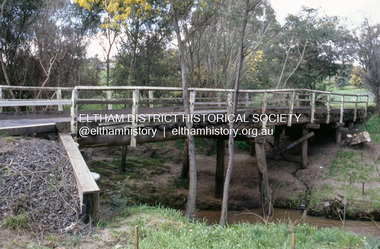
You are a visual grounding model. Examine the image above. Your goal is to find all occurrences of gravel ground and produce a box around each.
[0,136,87,233]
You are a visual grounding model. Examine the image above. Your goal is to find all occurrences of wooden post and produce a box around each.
[365,95,368,118]
[310,92,316,123]
[70,88,78,136]
[106,90,112,110]
[340,95,344,124]
[250,142,255,156]
[148,90,154,108]
[217,93,222,107]
[120,145,127,173]
[180,139,189,180]
[354,96,358,122]
[245,92,250,107]
[57,89,63,111]
[274,126,283,152]
[0,87,3,113]
[301,128,308,169]
[130,89,139,147]
[255,137,271,216]
[135,225,139,249]
[287,91,295,127]
[326,93,331,124]
[336,128,342,144]
[215,139,225,198]
[291,233,295,249]
[262,92,267,129]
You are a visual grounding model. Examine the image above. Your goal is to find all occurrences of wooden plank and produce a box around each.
[59,133,99,221]
[275,131,314,157]
[0,123,57,136]
[0,99,71,107]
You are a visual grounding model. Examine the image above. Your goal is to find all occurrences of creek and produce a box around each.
[194,208,380,237]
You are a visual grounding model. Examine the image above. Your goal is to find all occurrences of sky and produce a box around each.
[270,0,380,26]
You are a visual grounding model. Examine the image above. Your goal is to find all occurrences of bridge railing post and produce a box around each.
[310,92,316,123]
[287,91,295,127]
[365,95,368,118]
[57,89,63,111]
[326,93,331,124]
[261,92,267,129]
[148,90,154,108]
[0,87,2,113]
[130,89,139,147]
[340,95,344,124]
[106,90,112,110]
[354,96,358,122]
[71,88,78,136]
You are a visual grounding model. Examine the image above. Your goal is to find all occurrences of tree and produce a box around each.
[356,20,380,114]
[170,0,198,219]
[257,8,352,90]
[220,0,262,227]
[75,0,152,86]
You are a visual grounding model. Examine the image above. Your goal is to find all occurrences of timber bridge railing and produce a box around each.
[0,85,370,144]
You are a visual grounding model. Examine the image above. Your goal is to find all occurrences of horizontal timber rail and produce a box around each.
[0,85,73,112]
[66,86,369,147]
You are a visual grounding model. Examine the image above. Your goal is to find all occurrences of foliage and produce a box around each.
[356,20,380,114]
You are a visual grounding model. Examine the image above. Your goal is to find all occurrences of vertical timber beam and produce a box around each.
[274,126,283,152]
[71,88,78,137]
[262,92,267,129]
[106,90,112,110]
[310,92,316,123]
[255,137,271,216]
[326,93,331,124]
[287,91,295,127]
[354,96,358,122]
[130,89,139,147]
[148,90,154,108]
[215,139,225,198]
[336,128,342,144]
[120,145,128,173]
[57,89,63,111]
[0,87,3,113]
[301,127,308,169]
[339,95,344,124]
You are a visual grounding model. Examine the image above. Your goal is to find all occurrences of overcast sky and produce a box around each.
[270,0,380,26]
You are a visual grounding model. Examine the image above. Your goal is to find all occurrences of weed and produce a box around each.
[4,213,31,230]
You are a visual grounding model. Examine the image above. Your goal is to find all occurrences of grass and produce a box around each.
[4,213,30,230]
[309,121,380,216]
[95,205,373,249]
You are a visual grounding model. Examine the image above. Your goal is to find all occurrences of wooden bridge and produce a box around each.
[0,85,370,219]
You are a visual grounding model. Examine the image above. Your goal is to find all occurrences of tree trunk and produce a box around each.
[171,0,197,219]
[220,0,255,226]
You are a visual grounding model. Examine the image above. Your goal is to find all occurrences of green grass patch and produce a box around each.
[360,114,380,143]
[4,213,31,230]
[101,205,372,249]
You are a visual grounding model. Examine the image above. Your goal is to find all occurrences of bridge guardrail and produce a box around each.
[0,85,369,145]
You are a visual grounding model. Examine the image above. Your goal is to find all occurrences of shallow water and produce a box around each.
[194,208,380,237]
